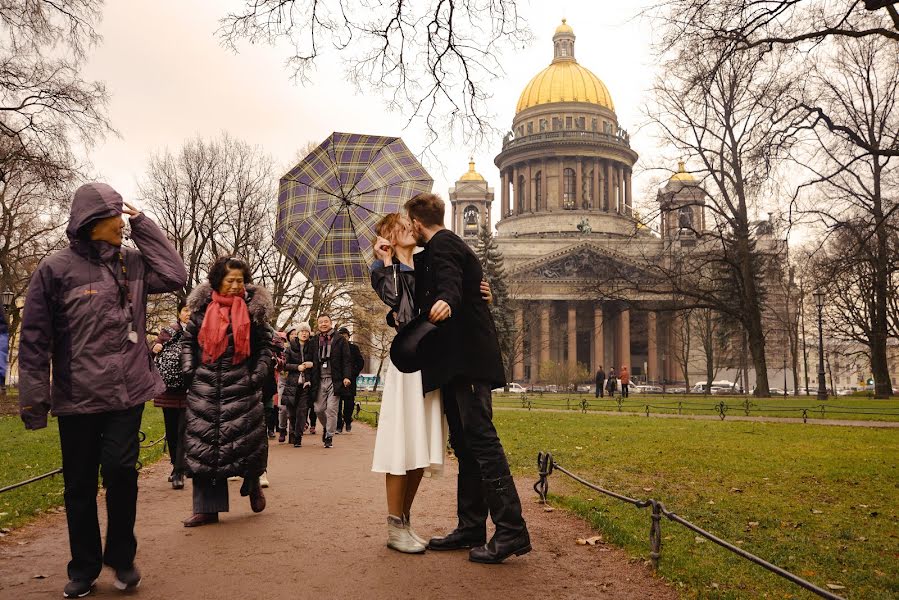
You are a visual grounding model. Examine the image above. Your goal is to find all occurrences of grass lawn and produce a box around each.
[357,403,898,599]
[0,405,167,531]
[358,392,899,422]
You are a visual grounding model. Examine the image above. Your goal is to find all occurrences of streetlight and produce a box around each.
[813,290,828,401]
[1,289,13,310]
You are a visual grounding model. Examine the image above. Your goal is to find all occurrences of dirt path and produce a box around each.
[494,406,899,428]
[0,424,675,600]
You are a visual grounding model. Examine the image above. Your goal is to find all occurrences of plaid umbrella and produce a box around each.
[275,132,433,284]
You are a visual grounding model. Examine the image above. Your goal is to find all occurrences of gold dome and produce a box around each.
[459,158,485,182]
[516,20,614,114]
[554,18,573,35]
[670,161,695,182]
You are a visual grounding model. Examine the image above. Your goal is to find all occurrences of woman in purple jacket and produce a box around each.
[18,182,187,598]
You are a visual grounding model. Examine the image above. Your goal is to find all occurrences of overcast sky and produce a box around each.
[81,0,667,228]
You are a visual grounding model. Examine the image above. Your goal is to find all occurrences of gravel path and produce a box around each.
[0,423,675,600]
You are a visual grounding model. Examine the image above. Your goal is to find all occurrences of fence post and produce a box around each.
[649,500,663,570]
[743,398,751,416]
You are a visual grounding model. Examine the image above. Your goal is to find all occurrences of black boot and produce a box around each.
[469,475,531,563]
[427,473,488,550]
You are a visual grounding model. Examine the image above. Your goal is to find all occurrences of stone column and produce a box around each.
[541,159,547,212]
[647,311,658,383]
[501,170,509,217]
[558,157,565,209]
[592,159,600,210]
[619,307,631,369]
[593,304,604,372]
[513,307,525,381]
[540,303,551,367]
[605,160,612,212]
[625,169,633,216]
[575,158,583,210]
[567,303,577,367]
[617,167,624,213]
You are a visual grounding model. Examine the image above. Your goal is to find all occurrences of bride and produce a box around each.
[369,213,492,554]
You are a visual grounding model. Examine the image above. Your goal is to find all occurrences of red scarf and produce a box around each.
[198,290,251,365]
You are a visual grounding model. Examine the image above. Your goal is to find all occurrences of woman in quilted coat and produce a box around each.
[180,256,276,527]
[151,302,191,490]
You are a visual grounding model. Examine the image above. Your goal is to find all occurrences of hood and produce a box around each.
[66,183,124,242]
[186,282,274,325]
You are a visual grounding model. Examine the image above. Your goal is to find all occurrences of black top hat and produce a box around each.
[390,313,439,373]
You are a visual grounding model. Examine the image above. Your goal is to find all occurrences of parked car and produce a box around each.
[633,384,664,394]
[666,387,687,394]
[493,382,528,393]
[691,380,736,394]
[576,384,592,393]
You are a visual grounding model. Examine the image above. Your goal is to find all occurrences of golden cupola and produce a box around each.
[669,161,696,183]
[459,158,486,182]
[516,19,615,114]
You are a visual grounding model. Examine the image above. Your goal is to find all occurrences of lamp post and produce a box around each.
[0,289,12,310]
[813,290,828,401]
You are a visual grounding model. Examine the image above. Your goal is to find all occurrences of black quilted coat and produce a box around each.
[181,283,275,480]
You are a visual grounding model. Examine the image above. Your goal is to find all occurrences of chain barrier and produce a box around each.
[354,402,380,426]
[2,430,166,494]
[533,452,846,600]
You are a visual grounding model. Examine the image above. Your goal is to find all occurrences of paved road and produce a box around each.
[0,423,674,600]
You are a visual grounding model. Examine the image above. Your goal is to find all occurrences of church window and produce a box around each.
[463,205,479,236]
[591,118,598,131]
[563,168,576,209]
[517,175,526,212]
[678,206,694,230]
[539,119,547,132]
[517,126,524,137]
[527,121,533,134]
[565,116,573,129]
[535,171,542,210]
[577,117,585,130]
[560,42,569,57]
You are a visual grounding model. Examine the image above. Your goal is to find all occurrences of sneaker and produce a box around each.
[259,472,270,488]
[324,436,333,448]
[293,438,302,448]
[278,430,286,443]
[267,430,276,439]
[345,423,352,432]
[309,427,316,434]
[63,579,95,598]
[113,565,142,591]
[171,473,184,490]
[335,428,342,434]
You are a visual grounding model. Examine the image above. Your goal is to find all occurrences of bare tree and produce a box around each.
[218,0,531,149]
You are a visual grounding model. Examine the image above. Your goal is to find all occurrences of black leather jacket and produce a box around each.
[370,260,416,329]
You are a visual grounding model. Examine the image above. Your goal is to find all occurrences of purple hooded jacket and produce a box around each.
[18,183,188,429]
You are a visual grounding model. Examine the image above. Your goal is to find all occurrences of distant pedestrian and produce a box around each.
[18,183,187,598]
[152,302,192,490]
[336,326,365,433]
[620,365,630,398]
[594,366,605,399]
[181,256,276,528]
[281,323,318,447]
[606,367,618,397]
[313,314,352,448]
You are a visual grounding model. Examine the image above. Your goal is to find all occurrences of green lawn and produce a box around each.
[358,392,899,422]
[0,406,167,530]
[357,403,898,599]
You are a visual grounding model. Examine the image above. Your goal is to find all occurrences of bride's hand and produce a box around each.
[480,280,493,304]
[373,236,394,262]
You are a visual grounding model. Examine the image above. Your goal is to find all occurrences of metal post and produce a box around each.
[816,301,827,401]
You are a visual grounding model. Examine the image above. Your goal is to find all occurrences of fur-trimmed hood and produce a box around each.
[186,282,274,325]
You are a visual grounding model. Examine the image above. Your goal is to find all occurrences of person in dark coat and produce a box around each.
[18,183,188,597]
[313,314,352,448]
[280,323,318,447]
[180,256,276,527]
[152,302,192,490]
[606,367,618,397]
[0,300,8,395]
[595,366,606,399]
[405,193,530,564]
[336,326,365,433]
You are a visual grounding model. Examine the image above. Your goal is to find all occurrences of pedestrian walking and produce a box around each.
[606,367,618,398]
[180,256,276,527]
[594,366,605,399]
[151,302,192,490]
[336,326,365,433]
[312,314,352,448]
[620,365,630,398]
[280,323,318,447]
[18,183,187,598]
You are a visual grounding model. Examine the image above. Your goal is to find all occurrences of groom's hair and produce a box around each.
[405,193,444,227]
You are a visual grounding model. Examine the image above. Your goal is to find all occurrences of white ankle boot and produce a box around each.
[387,515,426,554]
[404,515,427,546]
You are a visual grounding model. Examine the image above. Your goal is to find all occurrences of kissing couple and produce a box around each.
[368,192,531,563]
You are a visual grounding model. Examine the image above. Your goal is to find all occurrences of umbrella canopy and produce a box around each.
[275,132,433,284]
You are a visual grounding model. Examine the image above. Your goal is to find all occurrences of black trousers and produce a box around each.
[289,387,312,442]
[57,403,144,582]
[442,378,522,535]
[622,383,629,397]
[595,381,605,398]
[161,407,186,475]
[307,404,317,429]
[336,393,355,430]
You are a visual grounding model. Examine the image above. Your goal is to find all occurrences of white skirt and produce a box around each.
[371,359,447,476]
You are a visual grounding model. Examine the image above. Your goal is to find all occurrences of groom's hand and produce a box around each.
[429,300,452,323]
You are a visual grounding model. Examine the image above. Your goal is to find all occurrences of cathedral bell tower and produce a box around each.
[658,161,706,240]
[449,159,494,244]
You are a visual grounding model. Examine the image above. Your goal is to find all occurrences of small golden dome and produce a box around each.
[459,158,485,182]
[670,161,696,182]
[555,18,573,35]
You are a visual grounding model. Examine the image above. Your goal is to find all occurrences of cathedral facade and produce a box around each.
[449,20,782,387]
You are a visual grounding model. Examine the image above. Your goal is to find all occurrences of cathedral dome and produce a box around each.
[515,20,615,114]
[669,161,696,183]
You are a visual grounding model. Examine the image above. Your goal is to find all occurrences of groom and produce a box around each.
[405,193,531,564]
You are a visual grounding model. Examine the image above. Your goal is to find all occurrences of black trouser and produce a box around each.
[57,403,144,582]
[265,405,278,433]
[290,387,311,442]
[161,407,186,475]
[622,383,629,398]
[595,381,604,398]
[336,393,355,431]
[307,404,317,429]
[442,379,526,538]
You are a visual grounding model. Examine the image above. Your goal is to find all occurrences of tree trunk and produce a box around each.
[871,162,894,398]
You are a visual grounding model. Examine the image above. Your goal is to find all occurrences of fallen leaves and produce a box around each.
[826,583,846,591]
[576,535,603,546]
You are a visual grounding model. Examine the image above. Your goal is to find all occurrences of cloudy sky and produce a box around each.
[81,0,666,227]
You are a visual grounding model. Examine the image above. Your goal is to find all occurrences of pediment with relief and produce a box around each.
[512,243,651,282]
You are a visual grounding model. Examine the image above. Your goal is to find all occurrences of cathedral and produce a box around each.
[449,20,783,387]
